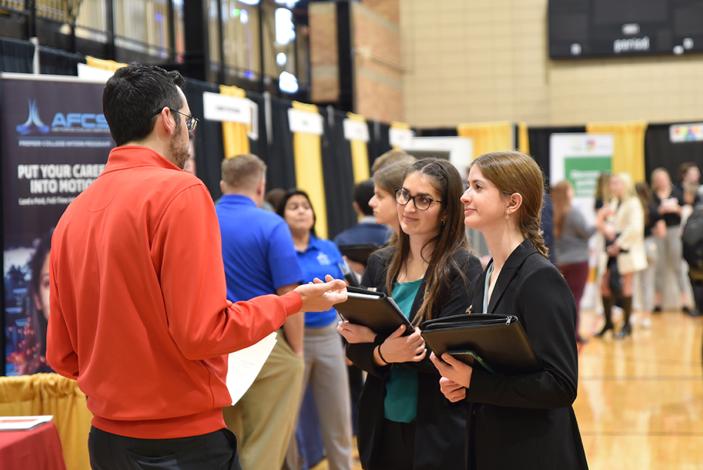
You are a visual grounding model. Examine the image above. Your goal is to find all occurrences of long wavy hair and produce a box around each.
[385,159,469,325]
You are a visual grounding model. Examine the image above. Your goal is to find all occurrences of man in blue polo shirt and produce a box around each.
[216,154,304,470]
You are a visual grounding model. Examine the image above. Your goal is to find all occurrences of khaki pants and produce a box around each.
[224,334,304,470]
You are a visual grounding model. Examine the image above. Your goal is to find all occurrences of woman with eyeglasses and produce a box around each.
[338,159,482,470]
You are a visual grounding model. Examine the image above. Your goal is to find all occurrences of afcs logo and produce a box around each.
[16,100,49,135]
[16,100,108,135]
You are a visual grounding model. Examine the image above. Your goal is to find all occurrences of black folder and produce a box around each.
[336,286,415,336]
[338,244,381,266]
[421,314,539,373]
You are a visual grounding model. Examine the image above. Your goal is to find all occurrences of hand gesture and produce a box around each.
[337,321,376,344]
[379,325,425,363]
[295,275,347,312]
[430,352,472,388]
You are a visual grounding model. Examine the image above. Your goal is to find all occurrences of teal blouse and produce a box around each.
[383,278,423,423]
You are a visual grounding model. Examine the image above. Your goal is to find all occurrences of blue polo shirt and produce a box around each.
[216,194,303,301]
[296,236,345,328]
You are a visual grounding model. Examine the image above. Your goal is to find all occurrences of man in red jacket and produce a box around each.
[46,64,346,469]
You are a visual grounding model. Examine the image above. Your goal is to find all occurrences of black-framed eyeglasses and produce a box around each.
[153,108,198,133]
[395,188,442,211]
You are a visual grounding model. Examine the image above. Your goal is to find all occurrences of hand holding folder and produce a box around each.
[336,286,415,336]
[421,313,539,373]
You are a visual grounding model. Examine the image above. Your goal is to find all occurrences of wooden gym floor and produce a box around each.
[314,310,703,470]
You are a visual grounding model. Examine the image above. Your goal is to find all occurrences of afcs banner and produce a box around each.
[1,74,113,375]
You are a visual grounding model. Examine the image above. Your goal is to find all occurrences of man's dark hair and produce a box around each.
[103,64,185,146]
[354,179,375,216]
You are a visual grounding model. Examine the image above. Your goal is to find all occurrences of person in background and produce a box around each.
[370,149,415,174]
[552,181,595,344]
[369,160,416,237]
[340,159,482,470]
[678,162,701,208]
[47,64,346,469]
[595,173,647,339]
[216,154,307,470]
[651,168,692,314]
[682,194,703,316]
[432,151,587,470]
[264,187,286,213]
[278,190,354,470]
[334,179,392,248]
[634,182,665,327]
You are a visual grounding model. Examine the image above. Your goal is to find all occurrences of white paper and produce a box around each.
[0,415,53,430]
[226,332,278,405]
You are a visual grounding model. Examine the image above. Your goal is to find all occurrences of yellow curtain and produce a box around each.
[219,85,251,158]
[518,122,530,154]
[0,374,92,470]
[85,56,127,72]
[292,101,328,239]
[347,112,370,183]
[457,121,513,158]
[586,121,647,183]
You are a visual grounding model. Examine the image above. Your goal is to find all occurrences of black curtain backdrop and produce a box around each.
[185,78,225,200]
[645,123,703,183]
[39,46,82,76]
[265,95,296,191]
[0,37,34,73]
[528,126,586,186]
[367,120,391,171]
[321,107,356,239]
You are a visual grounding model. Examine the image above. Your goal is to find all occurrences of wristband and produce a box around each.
[377,344,390,365]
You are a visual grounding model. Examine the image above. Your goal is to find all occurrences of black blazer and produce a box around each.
[348,247,483,470]
[466,239,588,470]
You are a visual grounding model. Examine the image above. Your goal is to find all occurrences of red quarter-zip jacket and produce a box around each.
[47,146,302,439]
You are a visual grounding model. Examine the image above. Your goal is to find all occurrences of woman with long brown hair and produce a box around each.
[552,180,595,344]
[431,151,587,469]
[338,159,482,470]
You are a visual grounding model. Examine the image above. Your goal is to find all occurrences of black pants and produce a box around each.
[348,364,363,435]
[375,419,415,470]
[88,427,241,470]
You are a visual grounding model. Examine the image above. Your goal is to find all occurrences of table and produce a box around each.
[0,422,67,470]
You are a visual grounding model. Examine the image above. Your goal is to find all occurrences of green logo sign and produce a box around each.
[564,156,611,198]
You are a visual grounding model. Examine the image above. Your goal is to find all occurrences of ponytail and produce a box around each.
[523,218,549,259]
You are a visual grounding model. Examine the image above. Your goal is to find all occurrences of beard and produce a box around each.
[168,134,190,169]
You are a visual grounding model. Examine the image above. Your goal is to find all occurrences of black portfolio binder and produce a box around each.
[338,244,381,266]
[336,286,415,336]
[421,314,539,373]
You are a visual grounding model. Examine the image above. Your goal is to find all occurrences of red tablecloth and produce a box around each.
[0,422,66,470]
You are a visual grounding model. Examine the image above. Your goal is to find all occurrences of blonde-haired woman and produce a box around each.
[595,173,647,339]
